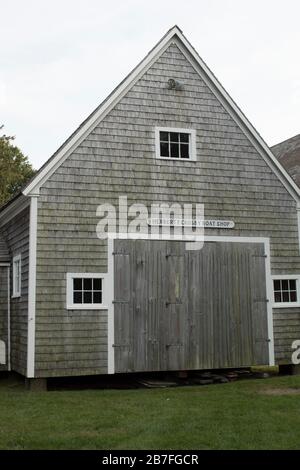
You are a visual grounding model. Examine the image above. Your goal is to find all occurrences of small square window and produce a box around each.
[67,274,105,309]
[273,277,299,306]
[156,128,196,161]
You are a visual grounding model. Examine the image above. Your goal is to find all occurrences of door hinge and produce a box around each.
[165,300,182,307]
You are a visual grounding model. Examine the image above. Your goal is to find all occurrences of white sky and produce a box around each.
[1,0,300,169]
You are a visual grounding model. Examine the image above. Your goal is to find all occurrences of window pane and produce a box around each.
[289,279,296,290]
[160,131,169,142]
[274,291,282,303]
[180,133,189,143]
[273,280,281,291]
[180,143,189,158]
[73,291,82,304]
[84,278,92,290]
[282,280,289,291]
[73,278,82,290]
[84,291,92,304]
[160,142,169,157]
[282,291,289,302]
[93,291,102,304]
[93,278,102,290]
[290,291,297,302]
[170,143,179,158]
[170,132,179,142]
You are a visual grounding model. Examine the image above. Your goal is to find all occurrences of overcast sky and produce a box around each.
[1,0,300,169]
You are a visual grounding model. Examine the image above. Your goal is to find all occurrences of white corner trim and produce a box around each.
[21,26,300,202]
[7,266,11,371]
[27,196,38,378]
[155,127,196,161]
[264,239,275,366]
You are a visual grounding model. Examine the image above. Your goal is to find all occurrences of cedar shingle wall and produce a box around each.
[0,267,8,371]
[0,208,29,375]
[35,42,300,376]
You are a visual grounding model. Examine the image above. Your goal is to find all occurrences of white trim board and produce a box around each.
[21,26,300,202]
[27,196,38,378]
[107,235,275,373]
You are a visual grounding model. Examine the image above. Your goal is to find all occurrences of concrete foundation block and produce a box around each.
[25,378,47,391]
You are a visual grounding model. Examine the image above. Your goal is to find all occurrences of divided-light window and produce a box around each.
[66,273,107,310]
[73,277,102,305]
[273,279,297,304]
[155,127,196,161]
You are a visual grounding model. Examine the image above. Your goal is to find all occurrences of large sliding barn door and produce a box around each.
[113,239,269,373]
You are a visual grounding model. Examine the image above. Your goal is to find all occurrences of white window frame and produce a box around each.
[12,254,21,298]
[66,273,108,310]
[155,127,196,161]
[272,274,300,308]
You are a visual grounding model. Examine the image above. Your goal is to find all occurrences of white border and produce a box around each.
[107,239,115,374]
[21,26,300,202]
[12,253,21,298]
[155,127,196,161]
[106,235,275,373]
[66,272,108,310]
[7,266,11,371]
[27,196,38,378]
[272,274,300,308]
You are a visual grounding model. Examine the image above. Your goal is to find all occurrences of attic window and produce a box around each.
[155,127,196,161]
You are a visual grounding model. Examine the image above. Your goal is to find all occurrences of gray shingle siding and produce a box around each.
[0,208,29,375]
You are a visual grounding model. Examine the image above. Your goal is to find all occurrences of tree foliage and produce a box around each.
[0,125,36,206]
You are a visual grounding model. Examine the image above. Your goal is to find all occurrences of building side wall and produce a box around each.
[0,208,30,375]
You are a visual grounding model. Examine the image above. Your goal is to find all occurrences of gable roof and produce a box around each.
[16,25,300,202]
[271,134,300,188]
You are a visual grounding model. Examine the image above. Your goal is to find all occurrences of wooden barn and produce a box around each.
[1,26,300,387]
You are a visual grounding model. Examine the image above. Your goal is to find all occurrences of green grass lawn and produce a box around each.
[0,374,300,450]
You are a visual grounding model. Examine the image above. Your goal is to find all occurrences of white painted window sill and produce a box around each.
[66,305,108,310]
[156,157,197,162]
[273,303,300,309]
